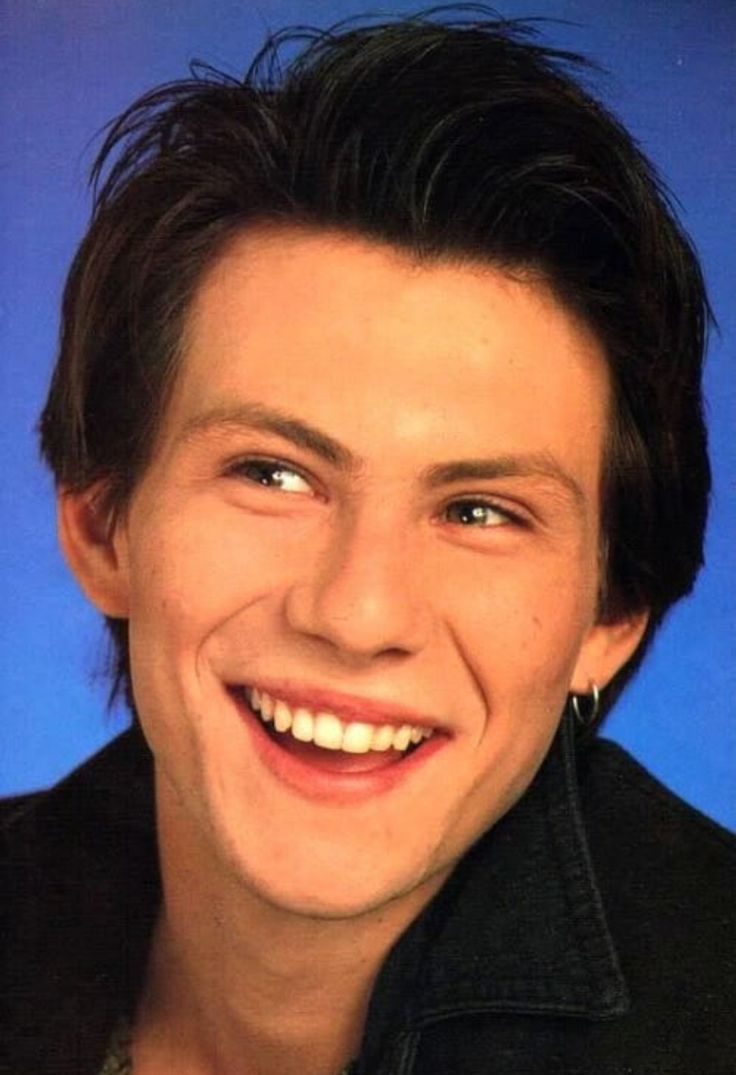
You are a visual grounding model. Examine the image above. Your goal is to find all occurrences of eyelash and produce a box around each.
[225,457,528,529]
[443,499,526,529]
[225,457,315,494]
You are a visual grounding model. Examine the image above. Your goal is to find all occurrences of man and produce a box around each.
[2,13,734,1075]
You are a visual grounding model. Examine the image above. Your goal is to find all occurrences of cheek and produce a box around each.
[440,550,596,698]
[126,502,304,639]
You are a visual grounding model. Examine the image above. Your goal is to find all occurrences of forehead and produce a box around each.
[165,225,609,489]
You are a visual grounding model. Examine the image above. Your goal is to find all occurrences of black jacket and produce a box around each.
[2,714,735,1074]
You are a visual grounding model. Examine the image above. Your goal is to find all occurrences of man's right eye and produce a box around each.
[227,459,313,495]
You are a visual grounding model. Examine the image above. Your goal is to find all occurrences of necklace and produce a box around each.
[98,1019,132,1075]
[99,1019,355,1074]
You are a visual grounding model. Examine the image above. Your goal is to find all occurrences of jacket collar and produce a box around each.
[360,711,629,1061]
[2,712,627,1073]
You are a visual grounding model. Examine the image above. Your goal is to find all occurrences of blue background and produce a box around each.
[1,1,734,828]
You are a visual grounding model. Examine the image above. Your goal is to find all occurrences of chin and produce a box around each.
[212,814,447,922]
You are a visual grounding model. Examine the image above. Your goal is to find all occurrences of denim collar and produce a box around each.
[2,711,627,1074]
[359,711,629,1060]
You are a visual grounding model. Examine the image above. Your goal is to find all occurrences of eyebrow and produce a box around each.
[181,402,354,469]
[181,401,585,510]
[422,457,585,509]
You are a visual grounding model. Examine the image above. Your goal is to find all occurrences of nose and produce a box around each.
[284,507,432,662]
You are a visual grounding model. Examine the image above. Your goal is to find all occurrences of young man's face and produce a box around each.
[70,227,644,917]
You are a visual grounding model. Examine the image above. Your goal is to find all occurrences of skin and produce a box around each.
[61,226,647,1074]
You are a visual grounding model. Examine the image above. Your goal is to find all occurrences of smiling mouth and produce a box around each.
[231,685,438,775]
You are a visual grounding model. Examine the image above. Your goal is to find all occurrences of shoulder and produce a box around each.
[577,737,735,1061]
[0,790,43,827]
[2,725,155,837]
[1,728,159,1075]
[579,735,735,875]
[2,727,157,895]
[579,736,735,926]
[1,725,158,922]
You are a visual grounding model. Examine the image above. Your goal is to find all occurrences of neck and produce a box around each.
[133,771,447,1075]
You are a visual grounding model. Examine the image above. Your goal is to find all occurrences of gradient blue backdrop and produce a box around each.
[1,0,734,828]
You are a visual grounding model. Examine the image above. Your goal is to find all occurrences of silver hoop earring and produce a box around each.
[570,682,600,726]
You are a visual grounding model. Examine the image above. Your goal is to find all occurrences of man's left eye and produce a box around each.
[444,500,515,527]
[230,459,312,494]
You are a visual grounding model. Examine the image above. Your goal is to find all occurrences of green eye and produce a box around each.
[231,459,312,494]
[445,500,512,527]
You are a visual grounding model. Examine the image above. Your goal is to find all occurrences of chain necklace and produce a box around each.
[99,1019,355,1074]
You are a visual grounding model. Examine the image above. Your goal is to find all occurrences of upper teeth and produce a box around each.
[249,688,434,754]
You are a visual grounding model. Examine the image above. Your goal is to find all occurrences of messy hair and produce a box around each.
[39,9,711,723]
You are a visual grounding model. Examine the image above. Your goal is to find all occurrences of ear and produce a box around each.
[570,608,649,694]
[57,484,130,618]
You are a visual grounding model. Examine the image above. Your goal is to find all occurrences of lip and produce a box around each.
[236,678,447,731]
[228,686,450,804]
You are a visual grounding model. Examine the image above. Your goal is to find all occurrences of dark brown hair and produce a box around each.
[39,10,711,723]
